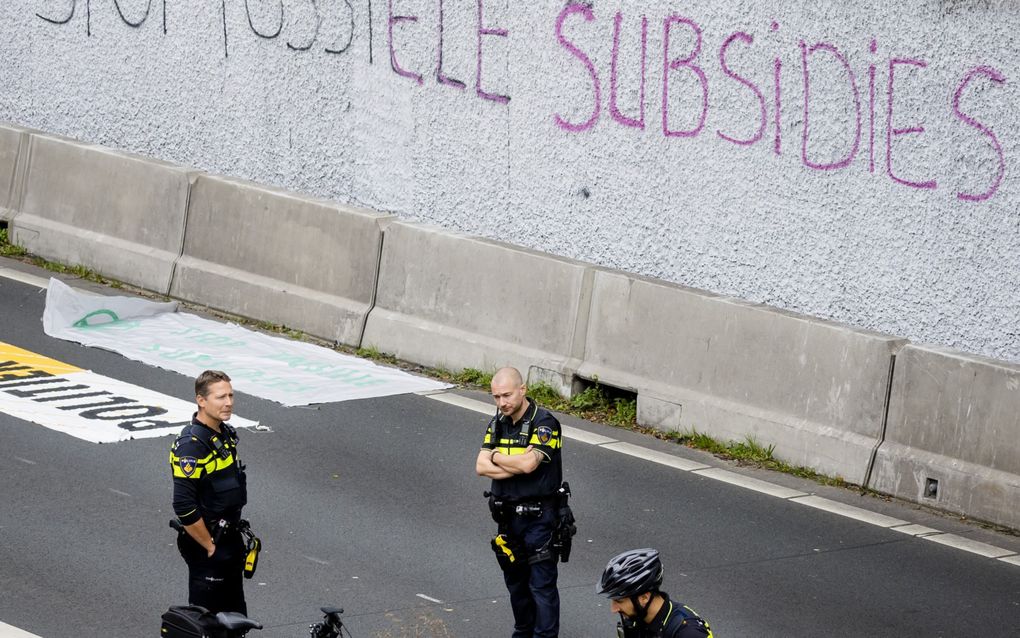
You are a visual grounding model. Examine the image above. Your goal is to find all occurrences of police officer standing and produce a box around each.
[476,367,565,638]
[596,548,713,638]
[170,370,249,614]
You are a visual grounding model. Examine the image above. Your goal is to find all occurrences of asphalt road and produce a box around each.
[1,262,1019,637]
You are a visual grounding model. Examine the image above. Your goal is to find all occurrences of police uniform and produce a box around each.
[170,414,248,615]
[618,594,712,638]
[482,398,563,638]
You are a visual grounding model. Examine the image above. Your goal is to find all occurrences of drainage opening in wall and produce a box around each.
[569,376,639,425]
[924,477,939,499]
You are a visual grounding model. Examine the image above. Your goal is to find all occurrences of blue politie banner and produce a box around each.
[42,279,450,406]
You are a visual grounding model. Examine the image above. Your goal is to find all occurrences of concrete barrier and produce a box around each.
[578,270,906,485]
[0,123,32,222]
[11,134,196,293]
[867,345,1020,529]
[169,174,392,346]
[362,221,593,392]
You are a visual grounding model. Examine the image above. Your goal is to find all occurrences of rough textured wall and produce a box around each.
[3,0,1018,361]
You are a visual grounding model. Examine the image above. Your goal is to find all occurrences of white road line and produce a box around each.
[421,392,493,415]
[789,495,908,528]
[922,533,1018,559]
[108,488,132,497]
[416,594,444,604]
[0,267,50,289]
[0,621,43,637]
[889,523,941,537]
[302,555,331,566]
[691,467,807,499]
[600,441,710,471]
[999,555,1020,567]
[562,425,616,445]
[14,457,36,465]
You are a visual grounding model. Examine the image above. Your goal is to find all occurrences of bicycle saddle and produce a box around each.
[215,611,264,631]
[321,607,344,615]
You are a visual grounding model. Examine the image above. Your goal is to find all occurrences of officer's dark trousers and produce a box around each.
[177,529,247,615]
[503,507,559,638]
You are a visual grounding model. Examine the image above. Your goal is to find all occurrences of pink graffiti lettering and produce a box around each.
[388,0,422,85]
[554,3,601,133]
[717,31,766,146]
[476,0,509,103]
[662,16,708,138]
[800,41,861,170]
[436,0,465,89]
[886,58,936,189]
[953,66,1007,202]
[610,12,647,130]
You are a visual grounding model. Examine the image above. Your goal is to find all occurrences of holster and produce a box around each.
[552,483,578,563]
[487,494,509,526]
[491,534,526,573]
[238,519,261,579]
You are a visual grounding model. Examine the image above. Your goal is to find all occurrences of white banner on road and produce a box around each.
[0,341,257,443]
[42,279,450,406]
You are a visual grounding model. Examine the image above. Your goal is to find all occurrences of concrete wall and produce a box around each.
[362,221,592,393]
[0,124,30,221]
[868,345,1020,530]
[579,270,905,484]
[1,2,1018,363]
[12,134,195,293]
[170,175,392,346]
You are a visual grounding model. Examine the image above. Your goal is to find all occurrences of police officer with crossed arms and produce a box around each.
[476,366,566,638]
[597,548,713,638]
[170,370,250,614]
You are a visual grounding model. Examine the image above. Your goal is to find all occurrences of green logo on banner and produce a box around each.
[72,310,138,330]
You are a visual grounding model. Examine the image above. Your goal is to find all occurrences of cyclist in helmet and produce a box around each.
[596,548,713,637]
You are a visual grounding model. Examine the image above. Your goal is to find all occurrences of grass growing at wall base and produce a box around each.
[668,427,849,487]
[0,226,122,288]
[0,227,26,258]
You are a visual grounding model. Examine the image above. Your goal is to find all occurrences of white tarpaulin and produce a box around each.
[42,279,450,406]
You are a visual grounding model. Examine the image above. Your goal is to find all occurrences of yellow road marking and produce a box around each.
[0,341,83,376]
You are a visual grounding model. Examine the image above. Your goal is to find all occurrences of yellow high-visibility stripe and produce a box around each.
[170,448,237,478]
[0,341,83,375]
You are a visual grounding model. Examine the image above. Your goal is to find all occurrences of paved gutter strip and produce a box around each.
[600,441,711,472]
[562,425,617,446]
[0,267,50,289]
[921,533,1018,559]
[888,523,941,537]
[421,391,493,415]
[691,467,807,499]
[788,495,908,528]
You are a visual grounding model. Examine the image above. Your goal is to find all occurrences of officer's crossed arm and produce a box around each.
[476,448,516,479]
[490,446,546,475]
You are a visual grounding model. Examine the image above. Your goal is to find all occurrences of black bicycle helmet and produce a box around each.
[596,548,664,598]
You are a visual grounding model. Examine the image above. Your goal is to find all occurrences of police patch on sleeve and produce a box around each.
[179,457,197,477]
[536,425,553,444]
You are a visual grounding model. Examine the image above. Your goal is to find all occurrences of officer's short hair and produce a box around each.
[195,370,232,397]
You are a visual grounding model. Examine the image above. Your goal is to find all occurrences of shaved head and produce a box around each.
[492,367,524,387]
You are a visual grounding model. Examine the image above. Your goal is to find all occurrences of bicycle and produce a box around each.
[160,604,349,637]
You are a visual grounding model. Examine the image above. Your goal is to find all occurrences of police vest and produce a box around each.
[170,420,248,521]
